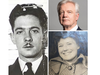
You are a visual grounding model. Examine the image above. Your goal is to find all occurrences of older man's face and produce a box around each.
[59,2,79,27]
[58,37,80,61]
[11,15,43,60]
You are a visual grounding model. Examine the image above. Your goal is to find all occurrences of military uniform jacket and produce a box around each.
[9,56,47,75]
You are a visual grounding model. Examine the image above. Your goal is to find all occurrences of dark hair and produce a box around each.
[9,4,47,32]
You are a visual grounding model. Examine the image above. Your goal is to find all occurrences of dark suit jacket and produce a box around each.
[63,26,82,30]
[77,26,82,30]
[9,56,47,75]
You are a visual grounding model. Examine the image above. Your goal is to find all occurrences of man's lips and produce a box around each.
[23,43,34,48]
[63,18,69,21]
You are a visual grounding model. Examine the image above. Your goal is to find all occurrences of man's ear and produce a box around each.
[10,33,16,44]
[76,13,79,21]
[42,30,47,47]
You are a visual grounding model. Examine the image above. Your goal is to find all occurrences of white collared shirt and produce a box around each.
[70,25,78,31]
[18,55,43,74]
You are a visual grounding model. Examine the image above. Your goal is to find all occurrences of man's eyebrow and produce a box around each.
[30,27,40,30]
[67,10,73,12]
[15,27,24,31]
[15,27,40,32]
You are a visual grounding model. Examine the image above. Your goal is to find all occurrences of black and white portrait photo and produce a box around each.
[8,0,48,75]
[49,31,88,75]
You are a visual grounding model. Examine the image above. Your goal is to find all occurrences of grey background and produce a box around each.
[49,0,87,30]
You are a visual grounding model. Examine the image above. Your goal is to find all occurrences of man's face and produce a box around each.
[58,37,80,61]
[11,15,43,59]
[59,2,79,27]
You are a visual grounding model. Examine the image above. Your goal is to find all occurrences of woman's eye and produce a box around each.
[58,45,63,47]
[67,43,72,45]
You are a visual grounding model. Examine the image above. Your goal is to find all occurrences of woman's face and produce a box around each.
[58,37,80,61]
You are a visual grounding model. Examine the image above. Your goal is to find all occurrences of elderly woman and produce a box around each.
[49,31,88,75]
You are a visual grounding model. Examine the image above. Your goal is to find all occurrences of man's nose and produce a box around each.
[24,31,33,42]
[63,12,68,17]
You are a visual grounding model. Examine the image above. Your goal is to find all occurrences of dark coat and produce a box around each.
[9,56,47,75]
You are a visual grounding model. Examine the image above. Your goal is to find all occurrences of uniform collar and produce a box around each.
[18,55,43,74]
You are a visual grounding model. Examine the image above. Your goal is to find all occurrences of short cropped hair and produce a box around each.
[9,4,47,32]
[57,0,79,15]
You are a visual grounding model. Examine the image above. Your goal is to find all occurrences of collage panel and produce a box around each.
[8,0,48,75]
[1,0,100,75]
[7,0,89,75]
[49,31,88,75]
[49,0,87,30]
